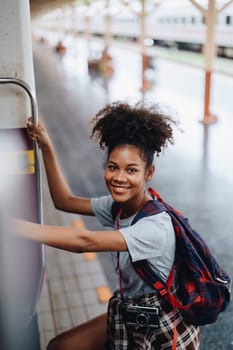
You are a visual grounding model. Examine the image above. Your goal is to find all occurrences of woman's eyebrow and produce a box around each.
[127,163,140,167]
[108,160,140,167]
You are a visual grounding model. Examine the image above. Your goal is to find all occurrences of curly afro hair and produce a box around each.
[91,101,178,167]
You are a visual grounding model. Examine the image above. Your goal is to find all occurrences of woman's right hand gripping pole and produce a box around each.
[26,117,93,216]
[27,117,51,150]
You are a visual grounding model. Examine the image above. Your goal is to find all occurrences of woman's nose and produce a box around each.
[114,170,127,182]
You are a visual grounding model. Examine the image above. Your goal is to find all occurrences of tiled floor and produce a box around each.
[37,170,110,349]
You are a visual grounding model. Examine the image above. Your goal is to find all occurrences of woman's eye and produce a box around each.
[108,165,116,171]
[127,168,137,174]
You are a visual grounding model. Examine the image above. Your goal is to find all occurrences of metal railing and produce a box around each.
[0,77,42,222]
[0,77,45,323]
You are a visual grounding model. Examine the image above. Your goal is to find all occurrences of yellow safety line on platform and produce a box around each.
[96,286,112,303]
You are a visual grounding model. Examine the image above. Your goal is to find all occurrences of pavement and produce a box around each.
[37,168,110,349]
[33,34,233,350]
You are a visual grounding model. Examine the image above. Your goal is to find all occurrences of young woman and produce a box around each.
[13,102,200,349]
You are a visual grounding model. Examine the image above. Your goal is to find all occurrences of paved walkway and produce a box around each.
[37,168,110,349]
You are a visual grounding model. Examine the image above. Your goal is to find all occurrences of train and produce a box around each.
[0,1,44,349]
[74,1,233,58]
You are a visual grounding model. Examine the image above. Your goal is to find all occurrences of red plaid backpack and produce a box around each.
[112,188,231,327]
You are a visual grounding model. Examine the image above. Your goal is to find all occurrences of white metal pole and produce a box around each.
[139,0,151,92]
[139,0,146,56]
[104,0,112,50]
[202,0,218,124]
[84,1,92,43]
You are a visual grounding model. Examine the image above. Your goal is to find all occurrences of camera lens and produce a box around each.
[136,313,150,327]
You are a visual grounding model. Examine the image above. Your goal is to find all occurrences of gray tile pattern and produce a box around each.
[37,168,109,349]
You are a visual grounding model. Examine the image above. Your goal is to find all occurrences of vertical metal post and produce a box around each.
[139,0,151,93]
[104,0,111,49]
[139,0,146,57]
[202,0,218,124]
[84,0,92,43]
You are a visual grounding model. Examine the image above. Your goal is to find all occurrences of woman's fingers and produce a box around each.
[26,116,49,149]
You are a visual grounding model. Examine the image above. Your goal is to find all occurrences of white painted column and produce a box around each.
[139,0,151,92]
[139,0,146,57]
[202,0,218,124]
[84,1,92,43]
[104,6,112,50]
[0,0,35,128]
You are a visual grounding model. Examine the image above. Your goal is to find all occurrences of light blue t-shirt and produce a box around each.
[91,195,175,299]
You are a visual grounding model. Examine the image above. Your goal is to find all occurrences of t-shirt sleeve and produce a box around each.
[91,195,114,228]
[119,212,174,262]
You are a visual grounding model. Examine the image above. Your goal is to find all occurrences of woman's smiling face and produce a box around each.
[104,144,154,209]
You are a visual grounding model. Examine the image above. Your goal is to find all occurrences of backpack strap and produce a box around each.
[130,197,174,298]
[111,191,173,297]
[111,201,122,222]
[131,189,182,350]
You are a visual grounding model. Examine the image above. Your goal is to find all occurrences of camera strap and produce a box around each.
[116,208,124,300]
[115,206,177,350]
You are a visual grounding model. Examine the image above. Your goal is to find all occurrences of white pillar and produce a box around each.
[204,0,217,70]
[139,0,151,92]
[84,1,92,43]
[202,0,218,123]
[0,0,35,128]
[104,13,112,50]
[139,0,146,56]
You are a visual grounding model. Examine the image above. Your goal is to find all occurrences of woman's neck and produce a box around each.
[120,191,151,219]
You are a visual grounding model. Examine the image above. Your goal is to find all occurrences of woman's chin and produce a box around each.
[110,192,128,203]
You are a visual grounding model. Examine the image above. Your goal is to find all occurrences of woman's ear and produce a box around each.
[145,165,155,181]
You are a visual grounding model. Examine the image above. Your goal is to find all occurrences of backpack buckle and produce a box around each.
[216,277,231,293]
[153,281,168,296]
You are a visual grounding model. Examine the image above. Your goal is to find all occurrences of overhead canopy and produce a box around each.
[30,0,233,17]
[30,0,77,17]
[30,0,165,17]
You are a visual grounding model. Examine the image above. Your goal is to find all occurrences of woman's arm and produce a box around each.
[27,118,92,215]
[11,218,127,253]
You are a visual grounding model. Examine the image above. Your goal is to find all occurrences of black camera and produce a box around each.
[123,304,160,329]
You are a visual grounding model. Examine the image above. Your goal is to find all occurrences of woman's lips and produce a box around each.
[110,184,130,194]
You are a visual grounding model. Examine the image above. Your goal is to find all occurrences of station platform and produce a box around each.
[37,169,110,349]
[33,35,233,350]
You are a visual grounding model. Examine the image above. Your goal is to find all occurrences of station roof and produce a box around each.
[30,0,77,16]
[30,0,164,17]
[30,0,233,18]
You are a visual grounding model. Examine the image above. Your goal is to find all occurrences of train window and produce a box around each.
[202,16,206,25]
[226,15,231,25]
[191,17,196,24]
[164,17,171,24]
